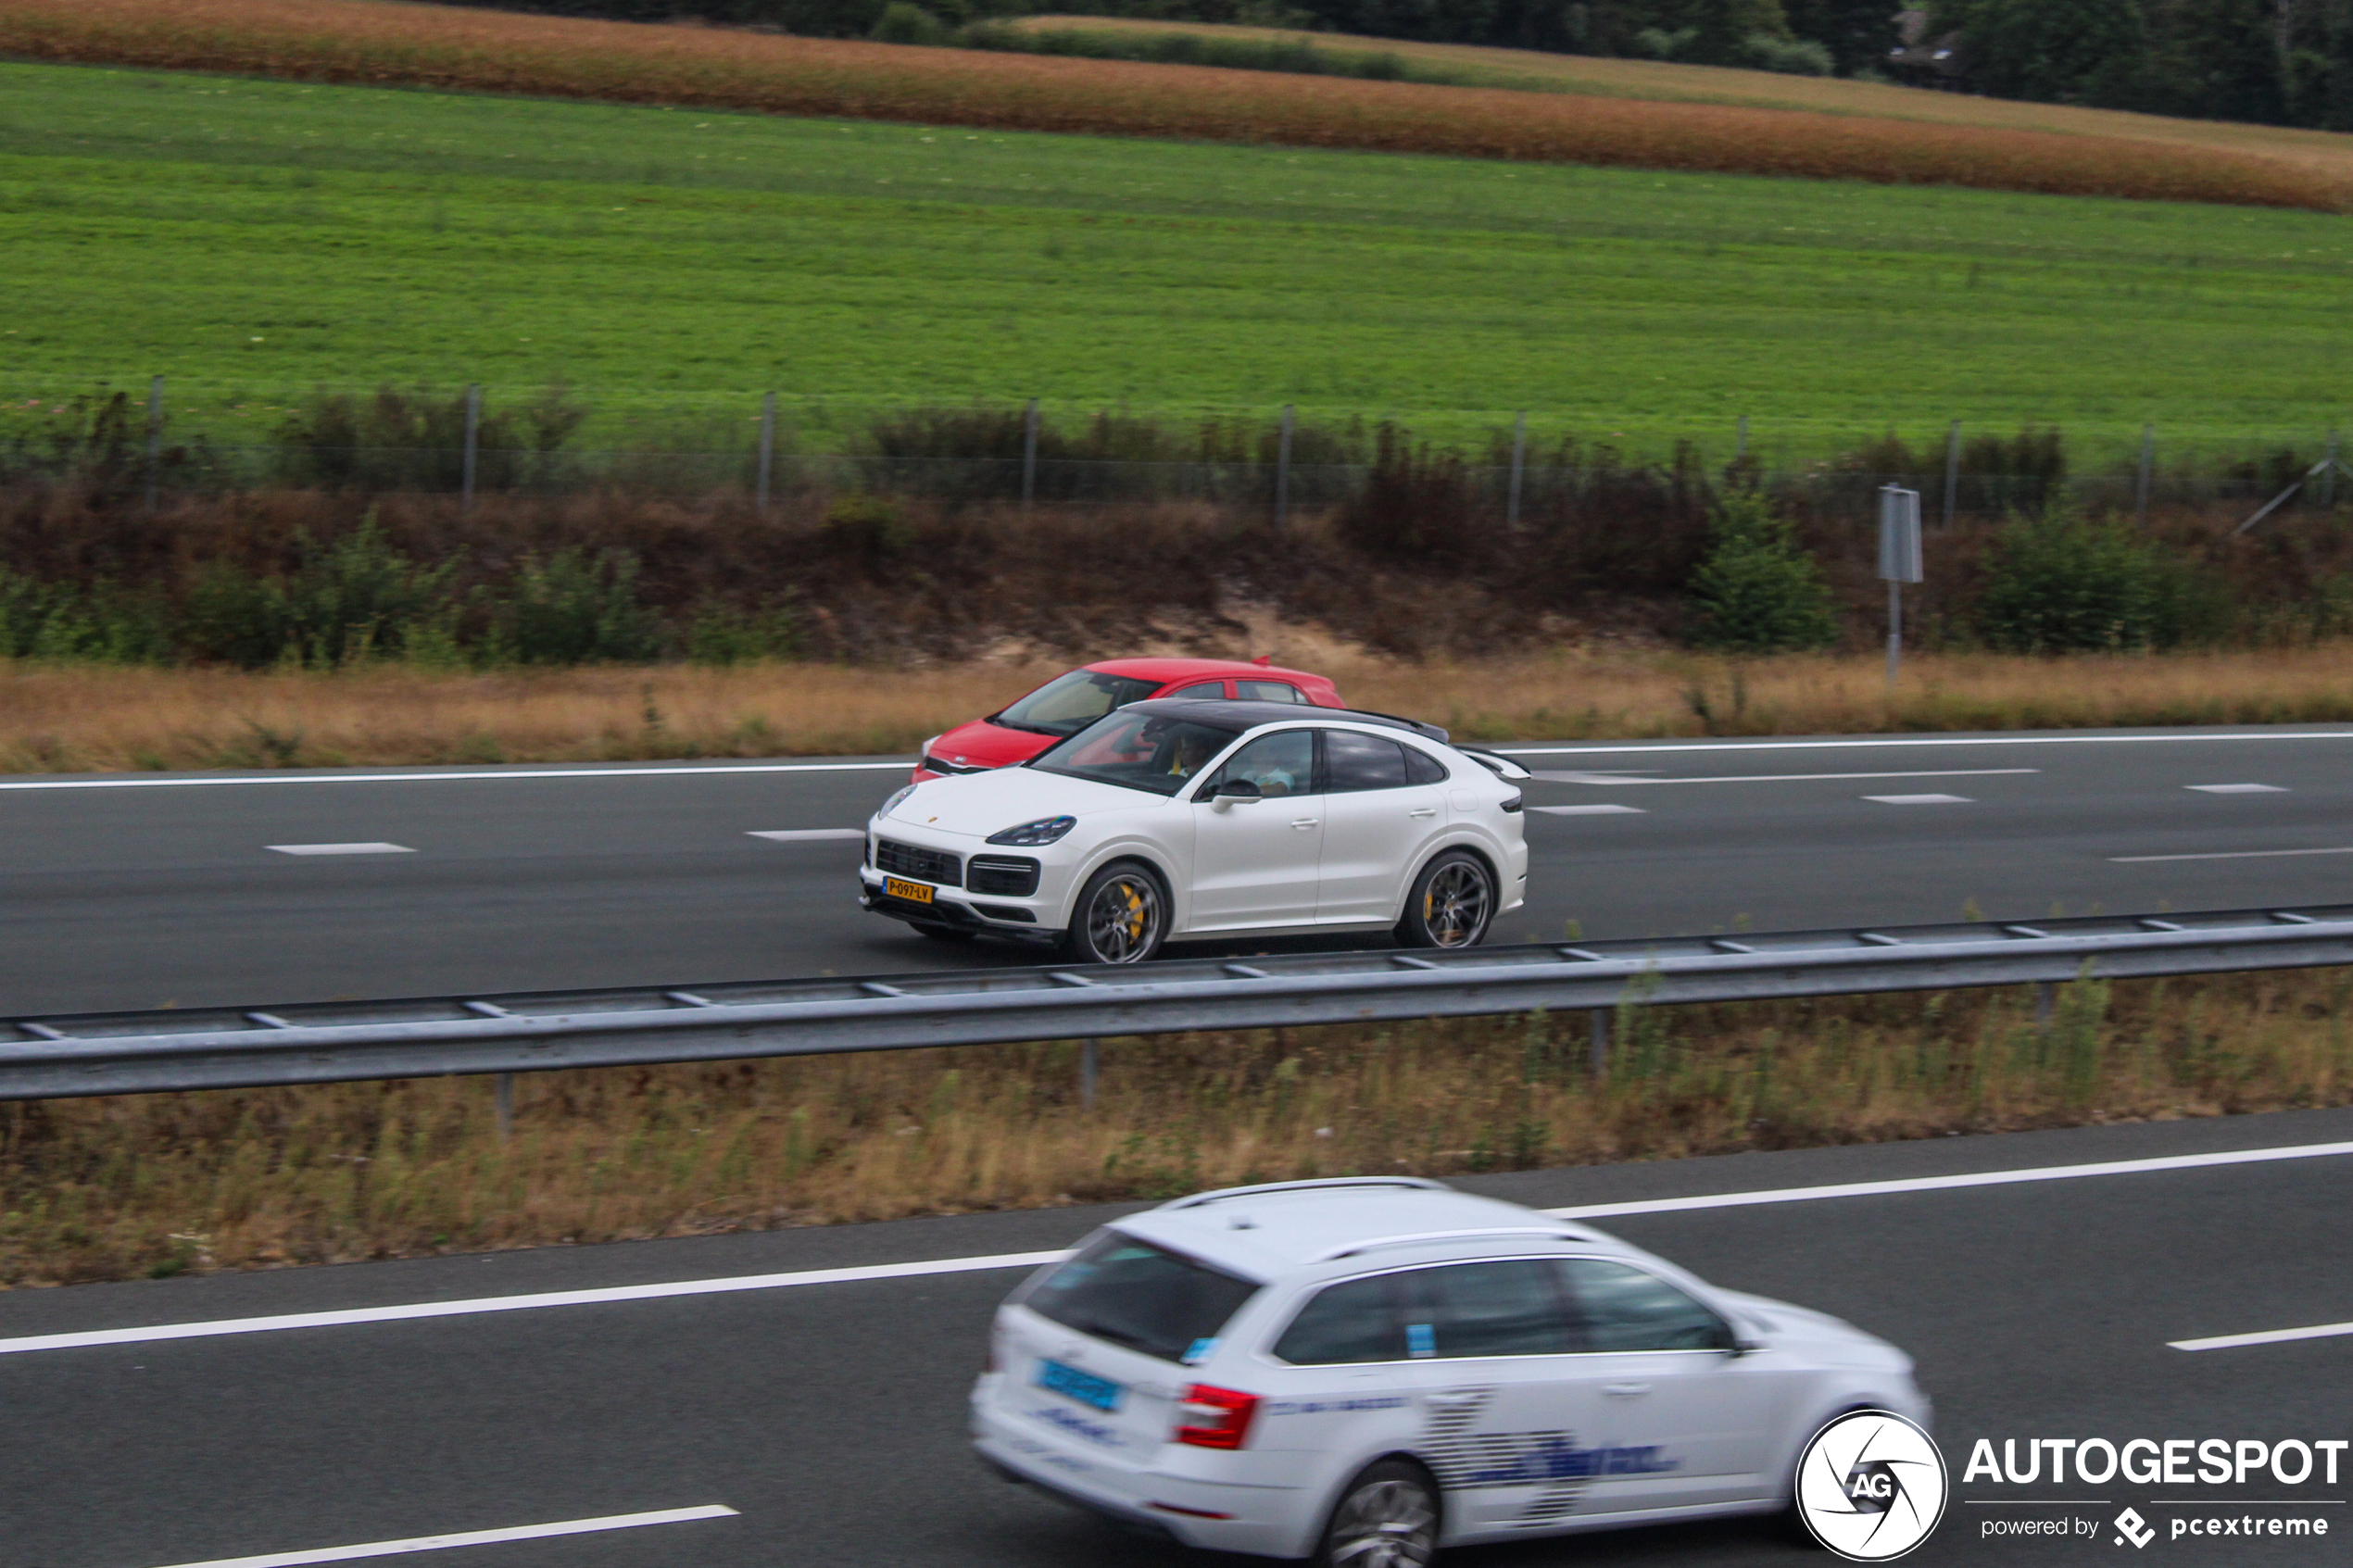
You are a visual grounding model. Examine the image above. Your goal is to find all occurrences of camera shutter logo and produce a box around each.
[1795,1410,1949,1561]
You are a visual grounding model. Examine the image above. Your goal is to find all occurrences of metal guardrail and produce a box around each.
[6,905,2353,1100]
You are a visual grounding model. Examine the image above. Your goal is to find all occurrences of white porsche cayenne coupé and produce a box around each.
[858,699,1529,962]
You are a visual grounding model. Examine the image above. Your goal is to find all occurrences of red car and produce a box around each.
[912,658,1345,782]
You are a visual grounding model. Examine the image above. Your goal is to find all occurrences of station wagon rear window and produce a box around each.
[1021,1232,1260,1364]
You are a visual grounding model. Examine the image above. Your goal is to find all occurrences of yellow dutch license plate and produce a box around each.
[885,876,935,905]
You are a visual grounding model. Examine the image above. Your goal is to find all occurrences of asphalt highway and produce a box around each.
[5,1109,2350,1568]
[6,724,2353,1014]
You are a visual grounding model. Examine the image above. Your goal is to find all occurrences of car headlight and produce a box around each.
[987,815,1076,847]
[880,784,918,819]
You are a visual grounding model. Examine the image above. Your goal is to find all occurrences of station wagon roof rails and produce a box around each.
[1308,1225,1598,1262]
[1155,1176,1453,1210]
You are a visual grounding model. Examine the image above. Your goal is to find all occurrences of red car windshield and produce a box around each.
[994,670,1163,737]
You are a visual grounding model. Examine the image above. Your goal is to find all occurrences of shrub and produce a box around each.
[1742,32,1835,75]
[1333,423,1479,563]
[1684,492,1840,651]
[177,518,457,668]
[497,549,664,665]
[270,384,587,495]
[1974,509,2213,652]
[870,2,946,45]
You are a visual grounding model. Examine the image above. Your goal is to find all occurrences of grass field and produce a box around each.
[6,56,2353,457]
[9,969,2346,1285]
[14,647,2353,774]
[1013,16,2353,183]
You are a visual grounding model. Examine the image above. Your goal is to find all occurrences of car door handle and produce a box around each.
[1604,1382,1653,1397]
[1291,818,1319,829]
[1407,808,1438,819]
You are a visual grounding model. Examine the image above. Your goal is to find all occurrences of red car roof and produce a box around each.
[1085,657,1334,686]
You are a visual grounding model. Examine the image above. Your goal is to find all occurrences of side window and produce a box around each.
[1403,746,1450,784]
[1273,1273,1403,1365]
[1200,730,1314,798]
[1237,681,1305,703]
[1559,1259,1734,1352]
[1169,682,1229,699]
[1403,1261,1578,1359]
[1324,730,1409,794]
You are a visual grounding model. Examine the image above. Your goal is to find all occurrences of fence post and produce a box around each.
[2326,432,2340,509]
[1941,420,1961,527]
[2136,423,2156,526]
[757,391,777,514]
[1275,403,1294,532]
[1506,409,1527,528]
[1734,412,1749,461]
[143,374,164,511]
[1021,397,1039,517]
[460,383,482,513]
[495,1072,514,1140]
[1080,1038,1099,1110]
[1879,484,1923,688]
[1588,1010,1609,1077]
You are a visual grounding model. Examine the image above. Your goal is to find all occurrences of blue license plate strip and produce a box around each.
[1036,1359,1124,1412]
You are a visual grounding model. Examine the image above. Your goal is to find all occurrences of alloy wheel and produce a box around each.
[1327,1475,1437,1568]
[1421,860,1491,947]
[1083,872,1163,963]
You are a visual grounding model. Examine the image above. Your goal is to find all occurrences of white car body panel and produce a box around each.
[971,1181,1929,1560]
[860,711,1528,946]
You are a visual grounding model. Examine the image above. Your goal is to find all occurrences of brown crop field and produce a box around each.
[0,0,2343,209]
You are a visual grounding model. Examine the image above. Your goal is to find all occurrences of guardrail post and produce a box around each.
[1080,1038,1099,1110]
[144,374,164,511]
[495,1072,514,1139]
[460,383,482,514]
[1587,1010,1609,1077]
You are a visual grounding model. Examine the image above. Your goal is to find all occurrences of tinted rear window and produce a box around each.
[1022,1232,1260,1364]
[1273,1273,1404,1365]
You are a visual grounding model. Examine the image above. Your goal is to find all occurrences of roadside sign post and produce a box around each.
[1879,484,1923,687]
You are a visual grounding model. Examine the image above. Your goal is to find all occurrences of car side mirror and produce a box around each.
[1207,777,1262,808]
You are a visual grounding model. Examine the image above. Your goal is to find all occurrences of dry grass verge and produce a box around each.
[8,646,2353,773]
[6,969,2348,1287]
[0,0,2339,209]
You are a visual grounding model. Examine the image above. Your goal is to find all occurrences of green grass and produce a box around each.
[6,58,2353,461]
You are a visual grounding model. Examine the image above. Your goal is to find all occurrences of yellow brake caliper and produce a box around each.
[1123,884,1145,940]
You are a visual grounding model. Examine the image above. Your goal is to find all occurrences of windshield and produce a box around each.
[1021,1232,1260,1364]
[995,670,1162,737]
[1029,709,1241,797]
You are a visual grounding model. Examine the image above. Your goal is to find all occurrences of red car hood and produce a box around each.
[925,719,1055,771]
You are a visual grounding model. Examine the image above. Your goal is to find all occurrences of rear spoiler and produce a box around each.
[1459,749,1532,782]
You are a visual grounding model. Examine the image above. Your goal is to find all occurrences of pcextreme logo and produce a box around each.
[1796,1410,1951,1562]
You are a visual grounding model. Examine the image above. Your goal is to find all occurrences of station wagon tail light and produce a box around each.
[1175,1385,1260,1449]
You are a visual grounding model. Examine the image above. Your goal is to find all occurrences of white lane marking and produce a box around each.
[2109,846,2353,863]
[1531,804,1647,816]
[0,762,909,793]
[1536,769,2034,786]
[145,1505,739,1568]
[12,1140,2353,1361]
[265,843,414,857]
[2171,1321,2353,1352]
[0,1249,1068,1358]
[1864,794,1971,805]
[747,829,866,842]
[2188,783,2287,794]
[1497,732,2353,757]
[1541,1138,2353,1220]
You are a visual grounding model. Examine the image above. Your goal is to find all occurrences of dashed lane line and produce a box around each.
[142,1505,740,1568]
[2171,1321,2353,1352]
[747,829,867,842]
[8,1140,2353,1361]
[1498,733,2353,757]
[1534,769,2035,786]
[2109,847,2353,864]
[1530,804,1646,816]
[2187,784,2288,794]
[265,843,414,857]
[1863,795,1972,805]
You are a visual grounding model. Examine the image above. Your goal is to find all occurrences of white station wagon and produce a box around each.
[972,1178,1929,1565]
[859,699,1529,963]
